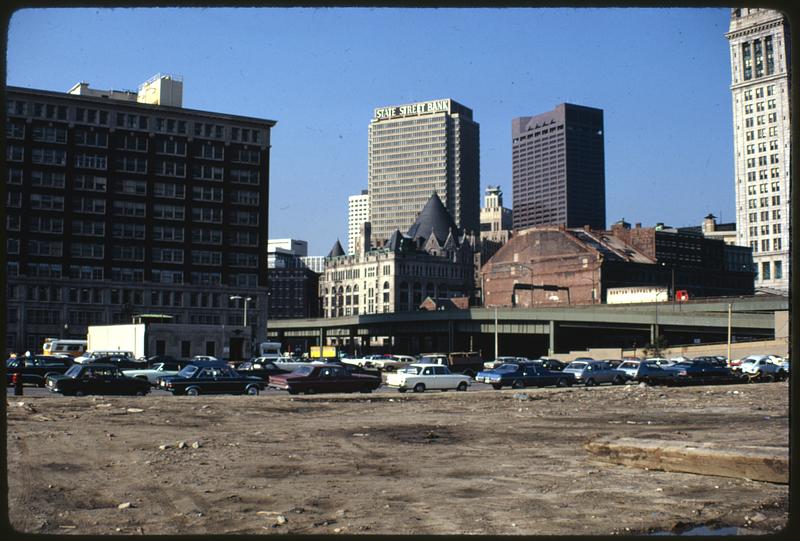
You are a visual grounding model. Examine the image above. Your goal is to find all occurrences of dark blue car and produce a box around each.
[475,362,574,390]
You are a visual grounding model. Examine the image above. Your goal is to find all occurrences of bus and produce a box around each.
[43,339,88,357]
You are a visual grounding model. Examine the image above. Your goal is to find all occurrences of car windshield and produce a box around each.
[65,364,82,377]
[495,364,519,372]
[400,366,421,375]
[619,362,638,369]
[177,365,199,378]
[293,365,314,376]
[151,363,164,371]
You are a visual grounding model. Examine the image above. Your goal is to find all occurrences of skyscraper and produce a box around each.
[347,189,370,255]
[511,103,605,230]
[367,98,480,245]
[726,8,791,292]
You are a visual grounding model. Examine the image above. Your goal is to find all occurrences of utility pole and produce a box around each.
[727,303,732,362]
[494,306,498,360]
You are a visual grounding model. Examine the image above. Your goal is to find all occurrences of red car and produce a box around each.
[268,363,381,395]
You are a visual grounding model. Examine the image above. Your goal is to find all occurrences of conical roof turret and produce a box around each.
[327,239,345,258]
[406,192,459,245]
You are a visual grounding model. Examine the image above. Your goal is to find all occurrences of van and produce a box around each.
[42,339,87,358]
[258,341,282,361]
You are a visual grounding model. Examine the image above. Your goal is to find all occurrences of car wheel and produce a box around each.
[491,383,503,390]
[135,389,147,396]
[585,378,596,387]
[42,373,58,386]
[765,373,776,382]
[245,385,260,396]
[456,382,468,392]
[186,387,200,396]
[512,379,525,389]
[75,390,86,397]
[556,378,568,388]
[305,388,316,395]
[413,383,425,393]
[288,389,299,395]
[612,375,624,385]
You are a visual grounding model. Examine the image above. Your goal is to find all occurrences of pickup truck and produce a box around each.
[418,351,484,378]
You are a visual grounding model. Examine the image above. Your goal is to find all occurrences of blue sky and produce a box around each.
[6,7,735,256]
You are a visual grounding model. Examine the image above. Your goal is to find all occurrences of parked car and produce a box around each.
[75,350,136,364]
[367,355,417,371]
[731,354,783,372]
[6,355,74,387]
[45,363,151,396]
[534,358,567,371]
[692,356,729,368]
[144,354,182,367]
[122,361,188,385]
[83,354,147,370]
[234,359,292,383]
[483,356,528,370]
[158,361,264,396]
[385,363,471,393]
[740,356,787,381]
[341,354,388,369]
[476,362,574,389]
[617,360,680,385]
[418,352,484,378]
[562,360,626,386]
[671,360,735,384]
[268,363,381,395]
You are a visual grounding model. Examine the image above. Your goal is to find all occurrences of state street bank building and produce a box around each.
[367,98,480,246]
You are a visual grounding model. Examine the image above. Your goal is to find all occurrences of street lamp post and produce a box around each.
[229,295,252,327]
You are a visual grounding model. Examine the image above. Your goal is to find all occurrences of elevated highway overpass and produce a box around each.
[268,295,787,358]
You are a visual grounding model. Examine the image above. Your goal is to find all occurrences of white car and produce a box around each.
[740,355,787,380]
[341,354,386,369]
[385,363,471,393]
[122,362,182,385]
[368,355,416,371]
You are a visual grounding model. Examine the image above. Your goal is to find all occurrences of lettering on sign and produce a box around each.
[374,99,451,120]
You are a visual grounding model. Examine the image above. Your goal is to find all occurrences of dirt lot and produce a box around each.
[6,381,789,535]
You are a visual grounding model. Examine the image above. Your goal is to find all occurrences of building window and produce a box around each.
[74,174,107,191]
[74,129,108,147]
[113,245,146,262]
[113,200,146,217]
[774,261,782,280]
[761,261,771,280]
[153,204,185,220]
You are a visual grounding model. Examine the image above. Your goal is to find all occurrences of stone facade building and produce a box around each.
[320,194,476,317]
[726,8,791,291]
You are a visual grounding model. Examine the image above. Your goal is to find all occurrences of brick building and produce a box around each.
[482,223,754,308]
[5,76,276,356]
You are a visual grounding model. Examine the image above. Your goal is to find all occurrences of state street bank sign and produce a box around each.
[374,99,451,120]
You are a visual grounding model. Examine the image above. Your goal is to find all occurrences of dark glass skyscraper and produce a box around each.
[511,103,605,230]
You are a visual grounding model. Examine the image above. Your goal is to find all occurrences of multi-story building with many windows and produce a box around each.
[368,98,480,246]
[347,189,370,255]
[5,76,276,356]
[320,193,476,317]
[512,103,605,231]
[726,8,791,292]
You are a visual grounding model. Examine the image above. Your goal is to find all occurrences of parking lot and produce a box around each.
[6,379,789,535]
